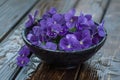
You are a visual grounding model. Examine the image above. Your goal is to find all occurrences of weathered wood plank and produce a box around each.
[0,0,40,79]
[0,0,38,41]
[0,25,24,80]
[0,55,19,80]
[75,0,109,22]
[74,0,110,80]
[98,0,120,79]
[0,0,78,80]
[77,0,120,80]
[0,0,9,7]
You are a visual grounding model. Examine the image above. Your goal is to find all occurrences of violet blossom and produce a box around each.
[25,10,38,28]
[17,45,30,67]
[65,9,78,29]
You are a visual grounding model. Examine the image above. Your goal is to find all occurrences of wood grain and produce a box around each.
[0,0,9,7]
[0,0,38,41]
[75,0,109,22]
[77,0,120,80]
[74,0,110,80]
[29,64,81,80]
[15,55,41,80]
[99,0,120,79]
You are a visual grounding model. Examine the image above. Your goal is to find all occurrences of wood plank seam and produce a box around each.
[100,0,111,22]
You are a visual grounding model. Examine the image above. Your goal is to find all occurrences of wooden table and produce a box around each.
[0,0,120,80]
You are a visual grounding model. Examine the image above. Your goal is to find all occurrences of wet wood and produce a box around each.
[0,0,38,41]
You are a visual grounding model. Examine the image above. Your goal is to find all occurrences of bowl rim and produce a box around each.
[22,26,107,53]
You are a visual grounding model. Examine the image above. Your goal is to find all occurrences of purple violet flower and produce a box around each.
[65,9,78,29]
[85,14,92,20]
[52,13,65,25]
[59,34,80,51]
[19,45,30,57]
[52,24,63,33]
[97,21,105,37]
[59,26,68,36]
[42,42,57,50]
[27,33,41,46]
[32,26,41,36]
[40,19,47,27]
[25,10,38,28]
[17,56,29,67]
[77,13,95,30]
[74,30,92,49]
[48,7,57,15]
[46,14,64,27]
[47,18,55,26]
[92,33,101,45]
[46,27,57,38]
[42,7,57,19]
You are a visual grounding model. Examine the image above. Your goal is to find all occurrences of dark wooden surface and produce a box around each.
[29,64,80,80]
[0,0,120,80]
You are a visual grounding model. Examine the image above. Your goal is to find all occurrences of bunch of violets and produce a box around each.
[17,7,106,67]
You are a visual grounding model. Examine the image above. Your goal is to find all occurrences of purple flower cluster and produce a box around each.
[17,45,30,67]
[26,7,105,51]
[17,7,106,67]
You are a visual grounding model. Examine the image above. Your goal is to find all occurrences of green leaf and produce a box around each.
[69,27,76,32]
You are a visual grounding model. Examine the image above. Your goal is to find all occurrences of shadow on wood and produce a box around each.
[28,63,81,80]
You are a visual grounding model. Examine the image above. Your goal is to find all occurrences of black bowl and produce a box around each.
[22,27,107,69]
